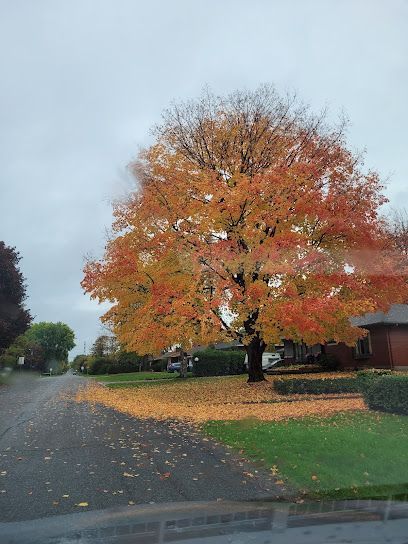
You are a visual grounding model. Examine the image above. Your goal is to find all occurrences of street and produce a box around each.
[0,373,282,523]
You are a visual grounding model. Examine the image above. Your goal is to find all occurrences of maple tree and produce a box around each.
[82,86,408,382]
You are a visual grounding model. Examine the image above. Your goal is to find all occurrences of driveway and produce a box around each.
[0,372,283,523]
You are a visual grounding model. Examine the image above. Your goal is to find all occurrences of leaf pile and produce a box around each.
[76,375,365,422]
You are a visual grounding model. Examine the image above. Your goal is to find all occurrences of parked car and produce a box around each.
[244,352,281,371]
[167,361,181,373]
[167,361,193,373]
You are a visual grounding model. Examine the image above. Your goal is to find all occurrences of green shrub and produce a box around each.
[274,377,360,395]
[150,359,168,372]
[110,352,145,374]
[86,352,147,374]
[192,349,245,377]
[317,353,340,370]
[87,356,112,375]
[362,375,408,415]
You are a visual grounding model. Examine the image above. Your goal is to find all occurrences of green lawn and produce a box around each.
[204,412,408,500]
[90,371,192,382]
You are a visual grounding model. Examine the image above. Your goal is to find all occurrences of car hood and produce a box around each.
[1,499,408,544]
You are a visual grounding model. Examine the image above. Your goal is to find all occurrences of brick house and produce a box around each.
[326,304,408,370]
[283,304,408,370]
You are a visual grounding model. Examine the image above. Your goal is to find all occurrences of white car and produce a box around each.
[244,352,281,371]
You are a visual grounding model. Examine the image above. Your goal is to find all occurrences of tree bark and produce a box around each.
[246,337,266,383]
[179,350,188,379]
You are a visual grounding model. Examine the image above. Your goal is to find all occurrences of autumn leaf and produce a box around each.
[76,502,89,507]
[76,376,366,423]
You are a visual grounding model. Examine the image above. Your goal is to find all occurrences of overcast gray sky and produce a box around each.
[1,0,407,357]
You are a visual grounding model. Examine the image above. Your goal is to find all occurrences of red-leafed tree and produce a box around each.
[0,242,32,353]
[82,86,408,382]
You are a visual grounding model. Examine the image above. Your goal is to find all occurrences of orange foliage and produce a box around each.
[82,88,408,357]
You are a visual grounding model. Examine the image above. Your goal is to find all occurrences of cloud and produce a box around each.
[1,0,407,356]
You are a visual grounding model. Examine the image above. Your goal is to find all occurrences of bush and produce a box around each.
[150,359,168,372]
[274,377,360,395]
[87,356,112,375]
[192,349,245,377]
[86,352,146,374]
[316,353,340,371]
[110,352,145,374]
[361,375,408,415]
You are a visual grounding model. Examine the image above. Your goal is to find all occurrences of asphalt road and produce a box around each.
[0,372,284,523]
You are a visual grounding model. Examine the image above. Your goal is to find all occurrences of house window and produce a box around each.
[355,333,372,358]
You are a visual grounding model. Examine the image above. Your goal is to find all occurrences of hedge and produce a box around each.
[87,353,145,375]
[192,349,245,377]
[274,377,360,395]
[87,356,113,375]
[316,353,340,371]
[150,359,168,372]
[361,375,408,415]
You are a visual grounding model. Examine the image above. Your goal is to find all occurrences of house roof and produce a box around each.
[154,350,182,361]
[351,304,408,327]
[214,340,244,350]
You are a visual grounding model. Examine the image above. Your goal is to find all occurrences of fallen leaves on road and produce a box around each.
[75,374,365,422]
[76,502,89,507]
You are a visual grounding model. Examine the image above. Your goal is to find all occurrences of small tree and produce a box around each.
[26,322,75,364]
[91,335,118,357]
[83,86,408,382]
[0,334,45,371]
[0,242,31,353]
[71,354,89,371]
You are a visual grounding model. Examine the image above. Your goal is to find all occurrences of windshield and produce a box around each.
[1,2,408,543]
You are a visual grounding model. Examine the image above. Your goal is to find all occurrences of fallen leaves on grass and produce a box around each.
[75,374,365,423]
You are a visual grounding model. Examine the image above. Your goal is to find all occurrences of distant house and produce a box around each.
[326,304,408,370]
[283,304,408,370]
[151,349,188,368]
[151,341,245,369]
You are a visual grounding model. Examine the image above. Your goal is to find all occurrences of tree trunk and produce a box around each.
[246,337,266,383]
[179,351,188,379]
